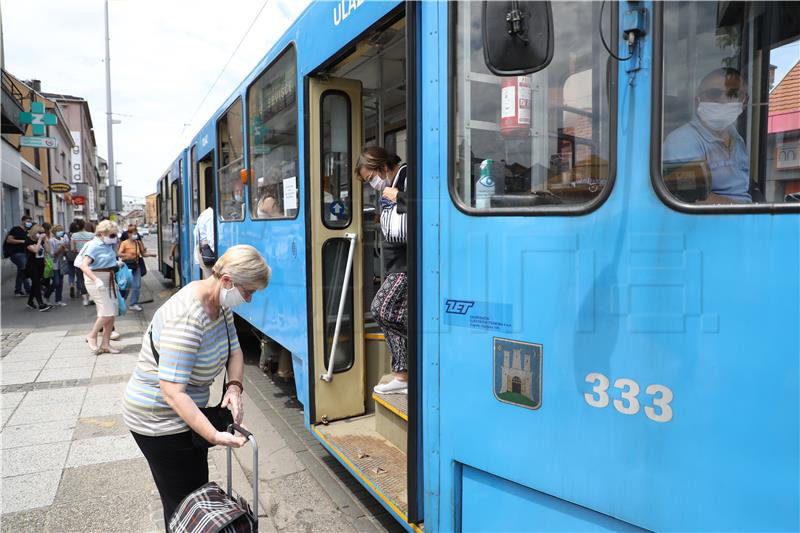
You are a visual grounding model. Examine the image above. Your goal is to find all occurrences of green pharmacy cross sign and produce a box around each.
[20,102,57,136]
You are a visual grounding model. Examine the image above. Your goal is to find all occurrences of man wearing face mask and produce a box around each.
[664,67,751,203]
[123,245,271,526]
[5,215,34,297]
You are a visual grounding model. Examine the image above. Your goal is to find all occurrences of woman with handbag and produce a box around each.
[118,223,153,312]
[24,224,53,312]
[79,220,123,354]
[355,146,409,395]
[122,244,271,527]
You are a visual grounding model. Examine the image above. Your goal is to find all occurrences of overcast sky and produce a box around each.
[3,0,310,201]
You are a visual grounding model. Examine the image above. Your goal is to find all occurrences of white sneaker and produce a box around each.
[56,301,67,307]
[373,378,408,395]
[82,295,90,306]
[129,304,143,312]
[110,331,121,341]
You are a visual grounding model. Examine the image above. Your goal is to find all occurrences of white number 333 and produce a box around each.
[584,372,673,423]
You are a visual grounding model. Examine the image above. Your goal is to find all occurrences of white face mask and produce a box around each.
[369,175,389,192]
[102,236,118,246]
[697,101,743,132]
[233,193,243,202]
[219,279,247,309]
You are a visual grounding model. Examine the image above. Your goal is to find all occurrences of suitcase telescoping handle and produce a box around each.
[226,423,259,521]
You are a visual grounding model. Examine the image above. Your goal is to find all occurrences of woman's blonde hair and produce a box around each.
[53,224,64,234]
[212,245,271,289]
[95,220,119,236]
[27,224,44,241]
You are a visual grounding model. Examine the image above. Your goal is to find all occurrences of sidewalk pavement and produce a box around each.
[1,247,400,532]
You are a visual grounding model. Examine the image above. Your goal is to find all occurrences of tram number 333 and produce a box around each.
[584,373,673,423]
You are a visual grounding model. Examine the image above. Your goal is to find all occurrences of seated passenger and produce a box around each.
[663,67,751,204]
[257,195,281,218]
[223,183,245,219]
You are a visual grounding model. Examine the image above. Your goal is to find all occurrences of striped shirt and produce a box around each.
[122,283,241,436]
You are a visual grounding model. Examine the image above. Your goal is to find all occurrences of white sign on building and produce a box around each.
[88,185,97,219]
[70,131,83,183]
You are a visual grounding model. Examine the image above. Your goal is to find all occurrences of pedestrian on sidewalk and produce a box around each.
[5,215,33,297]
[118,223,153,312]
[123,244,271,527]
[66,220,80,298]
[79,220,121,354]
[44,224,69,307]
[71,220,95,306]
[24,224,53,312]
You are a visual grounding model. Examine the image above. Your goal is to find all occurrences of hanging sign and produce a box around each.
[21,136,58,149]
[50,183,72,193]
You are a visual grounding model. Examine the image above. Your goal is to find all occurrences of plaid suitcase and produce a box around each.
[169,424,259,533]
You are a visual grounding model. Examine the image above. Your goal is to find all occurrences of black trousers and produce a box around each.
[131,431,208,530]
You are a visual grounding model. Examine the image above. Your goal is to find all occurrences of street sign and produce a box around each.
[19,102,57,136]
[50,183,71,193]
[72,196,86,206]
[20,136,58,149]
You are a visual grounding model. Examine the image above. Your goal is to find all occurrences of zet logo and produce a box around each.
[444,299,475,315]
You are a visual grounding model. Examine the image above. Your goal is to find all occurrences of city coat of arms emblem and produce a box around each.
[493,337,542,409]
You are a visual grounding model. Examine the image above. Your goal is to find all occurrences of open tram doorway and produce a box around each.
[306,9,421,527]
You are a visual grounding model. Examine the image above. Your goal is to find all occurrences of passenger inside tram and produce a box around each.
[663,68,752,204]
[222,183,246,220]
[256,185,282,218]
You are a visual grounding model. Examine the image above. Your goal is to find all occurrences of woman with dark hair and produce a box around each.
[354,146,409,394]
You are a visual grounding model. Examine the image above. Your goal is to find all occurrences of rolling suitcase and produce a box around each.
[168,424,260,533]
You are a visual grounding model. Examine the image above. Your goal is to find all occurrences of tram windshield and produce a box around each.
[452,2,614,212]
[659,1,800,206]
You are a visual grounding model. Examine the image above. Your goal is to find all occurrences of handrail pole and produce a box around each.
[321,233,357,382]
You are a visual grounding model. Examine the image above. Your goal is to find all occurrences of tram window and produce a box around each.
[452,1,614,213]
[659,2,800,207]
[247,46,298,220]
[321,91,352,229]
[217,98,245,221]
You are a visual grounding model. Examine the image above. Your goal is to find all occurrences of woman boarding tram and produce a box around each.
[154,1,798,531]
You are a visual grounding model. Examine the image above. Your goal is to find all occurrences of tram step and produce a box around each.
[372,391,408,453]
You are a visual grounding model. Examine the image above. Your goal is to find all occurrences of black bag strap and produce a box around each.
[149,308,231,395]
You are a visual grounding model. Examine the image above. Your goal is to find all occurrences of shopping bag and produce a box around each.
[43,256,54,279]
[117,288,127,316]
[115,263,133,291]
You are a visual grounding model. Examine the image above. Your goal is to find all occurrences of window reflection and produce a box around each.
[248,47,299,220]
[217,99,245,221]
[660,1,800,206]
[452,2,613,211]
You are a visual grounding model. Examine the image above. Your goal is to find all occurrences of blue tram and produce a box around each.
[156,1,800,531]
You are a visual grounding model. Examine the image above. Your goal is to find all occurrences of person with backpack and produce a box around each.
[5,215,33,297]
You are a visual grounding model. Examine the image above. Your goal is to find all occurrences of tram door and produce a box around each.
[308,77,366,423]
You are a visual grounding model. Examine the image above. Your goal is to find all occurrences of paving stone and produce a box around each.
[36,366,94,383]
[1,359,48,372]
[43,490,157,532]
[0,392,26,411]
[0,408,15,428]
[92,361,137,378]
[268,470,356,533]
[22,386,86,406]
[74,414,130,440]
[49,347,97,359]
[80,382,127,417]
[65,434,142,467]
[0,469,61,514]
[0,351,52,363]
[0,419,76,449]
[1,441,69,477]
[24,330,68,341]
[43,356,96,370]
[54,457,155,504]
[0,506,48,532]
[8,401,82,426]
[1,371,40,386]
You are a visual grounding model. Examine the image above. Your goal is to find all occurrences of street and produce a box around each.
[0,236,403,533]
